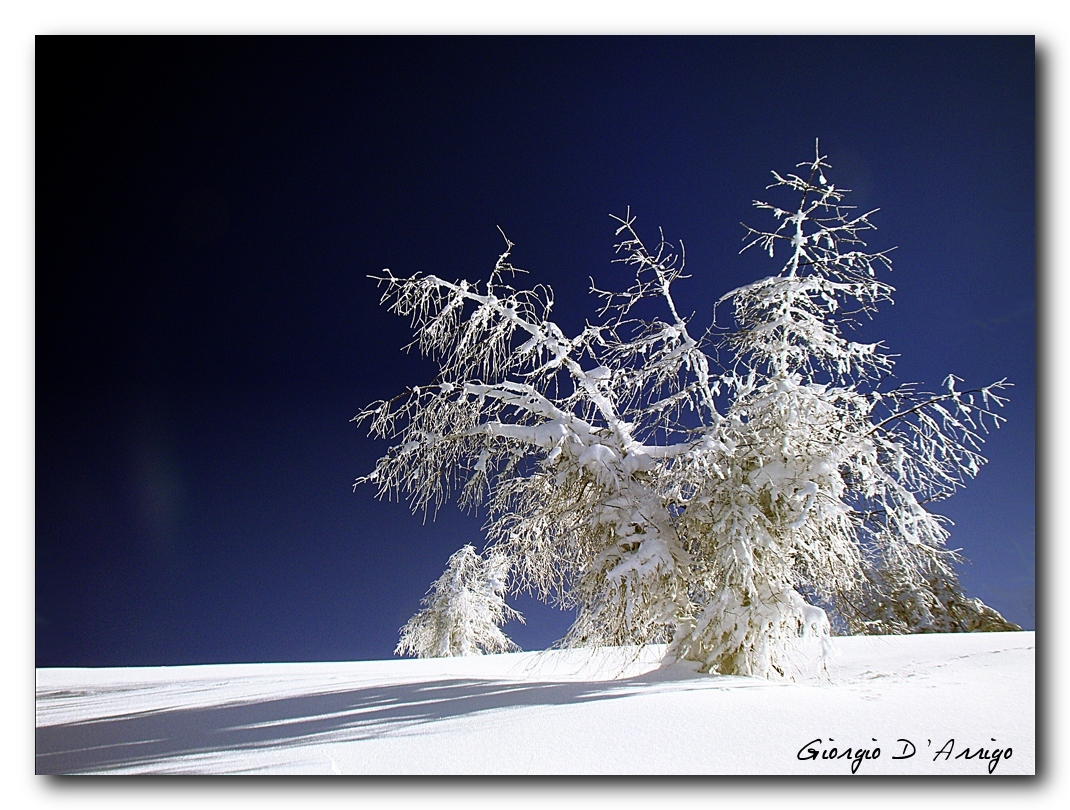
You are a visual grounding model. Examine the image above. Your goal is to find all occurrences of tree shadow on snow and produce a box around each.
[36,665,761,774]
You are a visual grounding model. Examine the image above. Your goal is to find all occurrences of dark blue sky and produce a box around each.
[36,36,1035,667]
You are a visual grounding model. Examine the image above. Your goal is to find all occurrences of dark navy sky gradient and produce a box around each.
[36,36,1035,666]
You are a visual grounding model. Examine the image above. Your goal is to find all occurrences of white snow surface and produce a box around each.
[36,631,1034,776]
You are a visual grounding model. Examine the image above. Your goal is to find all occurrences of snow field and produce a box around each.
[36,631,1033,775]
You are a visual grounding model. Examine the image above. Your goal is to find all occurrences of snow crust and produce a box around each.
[36,632,1033,775]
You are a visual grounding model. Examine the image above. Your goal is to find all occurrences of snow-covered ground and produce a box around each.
[36,631,1033,776]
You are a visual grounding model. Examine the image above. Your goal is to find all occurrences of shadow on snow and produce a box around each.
[36,665,762,774]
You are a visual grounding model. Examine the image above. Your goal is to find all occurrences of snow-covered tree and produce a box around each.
[359,143,1017,677]
[395,545,522,658]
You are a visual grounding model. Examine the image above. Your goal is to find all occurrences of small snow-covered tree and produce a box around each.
[360,143,1017,678]
[395,545,522,657]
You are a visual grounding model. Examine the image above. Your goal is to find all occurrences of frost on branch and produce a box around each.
[395,545,522,658]
[360,142,1018,677]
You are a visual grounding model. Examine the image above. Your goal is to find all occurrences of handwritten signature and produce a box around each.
[796,737,1013,774]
